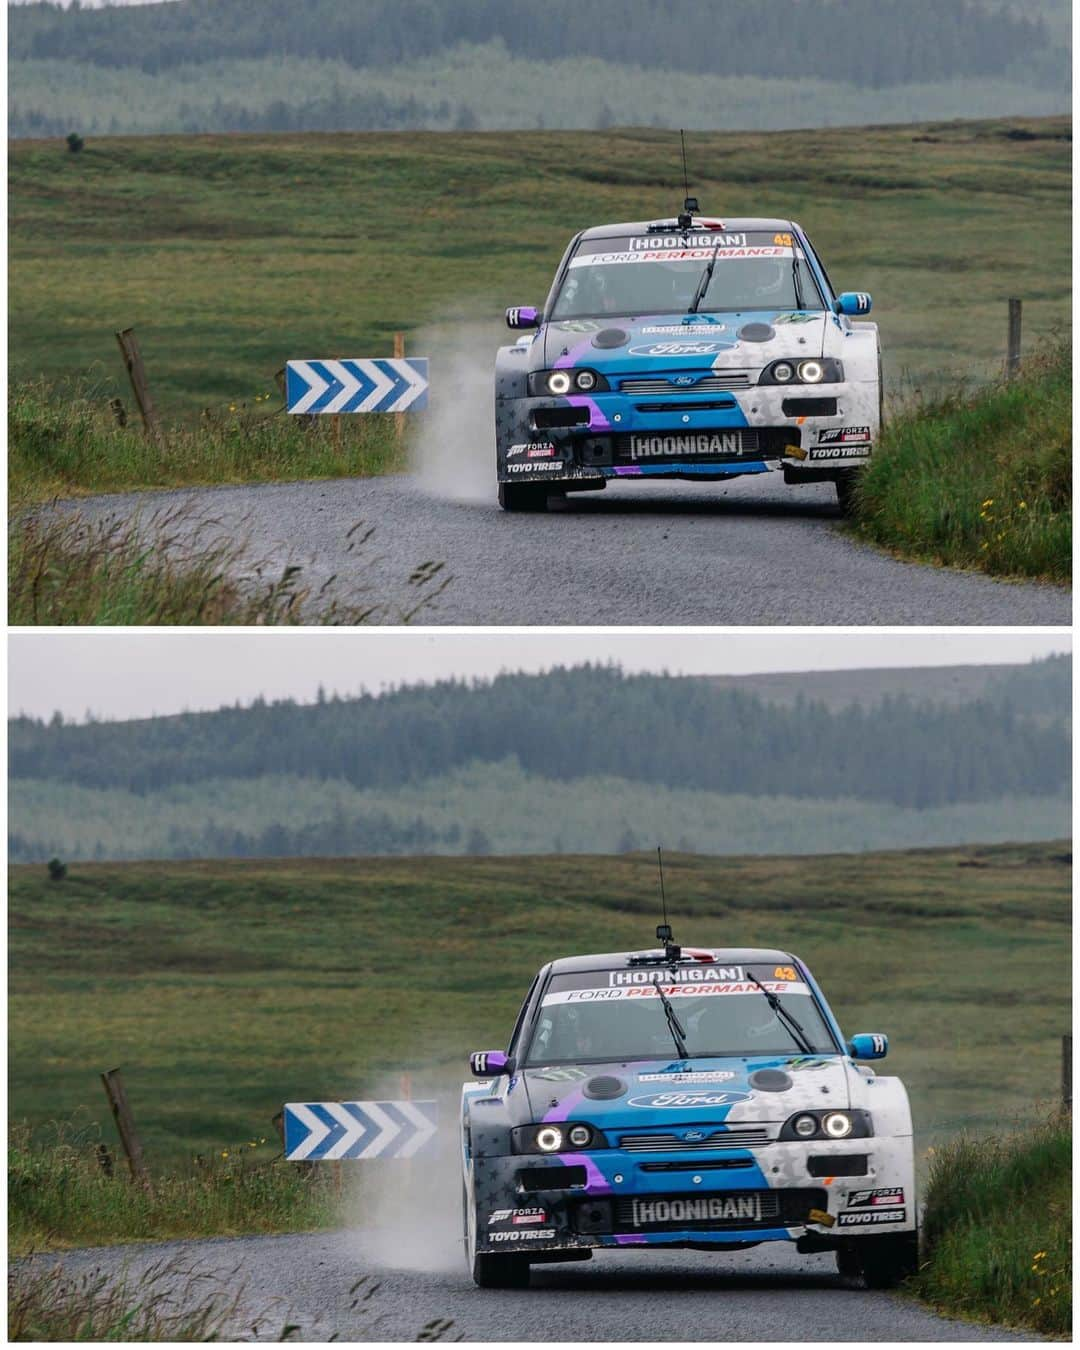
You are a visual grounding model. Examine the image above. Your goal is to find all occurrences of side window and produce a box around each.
[506,973,541,1058]
[801,236,835,307]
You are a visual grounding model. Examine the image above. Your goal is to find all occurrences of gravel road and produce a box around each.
[17,1228,1038,1342]
[51,474,1070,625]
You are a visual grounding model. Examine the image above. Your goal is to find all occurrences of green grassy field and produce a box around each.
[9,116,1071,437]
[8,843,1070,1169]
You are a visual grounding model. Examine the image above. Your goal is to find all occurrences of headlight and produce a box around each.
[759,358,843,386]
[535,1125,563,1152]
[823,1111,853,1139]
[779,1109,873,1141]
[568,1124,591,1147]
[529,369,610,397]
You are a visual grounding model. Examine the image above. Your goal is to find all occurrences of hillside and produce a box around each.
[8,657,1071,862]
[8,116,1072,435]
[8,842,1070,1162]
[9,0,1068,137]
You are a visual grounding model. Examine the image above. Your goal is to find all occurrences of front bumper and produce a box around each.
[473,1138,915,1255]
[495,383,876,486]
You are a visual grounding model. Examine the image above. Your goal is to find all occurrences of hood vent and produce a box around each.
[583,1074,627,1100]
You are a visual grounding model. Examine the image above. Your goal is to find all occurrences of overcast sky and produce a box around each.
[7,631,1070,723]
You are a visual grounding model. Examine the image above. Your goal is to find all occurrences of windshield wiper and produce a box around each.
[745,970,815,1055]
[653,977,689,1059]
[688,234,724,314]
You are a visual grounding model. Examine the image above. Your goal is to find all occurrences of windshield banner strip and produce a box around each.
[541,981,811,1006]
[568,246,797,268]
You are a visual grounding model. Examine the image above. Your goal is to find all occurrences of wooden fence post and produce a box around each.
[114,328,165,448]
[1005,299,1022,379]
[1063,1034,1072,1112]
[100,1068,153,1195]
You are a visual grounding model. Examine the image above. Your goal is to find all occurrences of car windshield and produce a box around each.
[523,964,837,1065]
[549,230,823,321]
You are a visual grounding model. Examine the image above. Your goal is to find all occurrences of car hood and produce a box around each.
[537,311,832,375]
[520,1054,856,1130]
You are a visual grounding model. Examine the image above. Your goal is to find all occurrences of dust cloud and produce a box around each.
[409,313,510,503]
[341,1072,465,1277]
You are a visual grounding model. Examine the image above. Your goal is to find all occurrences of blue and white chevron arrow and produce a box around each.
[285,359,429,414]
[283,1099,439,1160]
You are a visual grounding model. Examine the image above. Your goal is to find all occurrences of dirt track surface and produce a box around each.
[50,474,1070,626]
[17,1229,1042,1342]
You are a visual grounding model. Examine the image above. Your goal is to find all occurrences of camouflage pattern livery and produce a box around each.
[461,945,915,1285]
[495,217,881,510]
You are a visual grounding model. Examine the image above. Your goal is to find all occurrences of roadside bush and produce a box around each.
[914,1109,1070,1336]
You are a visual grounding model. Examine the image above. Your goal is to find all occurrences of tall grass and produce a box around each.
[9,1259,256,1341]
[9,509,449,625]
[9,378,405,507]
[914,1109,1071,1336]
[9,1119,340,1256]
[853,342,1071,582]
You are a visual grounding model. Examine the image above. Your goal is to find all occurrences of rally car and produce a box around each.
[495,208,881,512]
[461,939,916,1289]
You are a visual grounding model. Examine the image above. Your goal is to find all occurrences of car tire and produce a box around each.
[471,1251,532,1289]
[498,482,549,513]
[858,1231,919,1289]
[834,468,864,516]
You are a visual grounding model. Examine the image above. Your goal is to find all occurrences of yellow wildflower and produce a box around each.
[1018,500,1027,509]
[981,498,994,507]
[221,1150,229,1158]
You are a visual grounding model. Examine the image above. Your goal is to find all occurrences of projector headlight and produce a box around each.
[823,1111,854,1139]
[574,370,597,392]
[535,1125,563,1152]
[793,1113,819,1138]
[547,371,572,395]
[798,360,825,384]
[772,361,795,383]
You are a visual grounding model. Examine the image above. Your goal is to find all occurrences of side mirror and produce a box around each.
[848,1033,888,1061]
[506,305,541,330]
[470,1050,512,1077]
[834,292,873,317]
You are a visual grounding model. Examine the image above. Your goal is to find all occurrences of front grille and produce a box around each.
[620,373,753,393]
[619,1128,770,1152]
[634,400,737,413]
[613,1188,825,1232]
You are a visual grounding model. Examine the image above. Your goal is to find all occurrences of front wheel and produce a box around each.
[858,1231,919,1289]
[498,482,549,512]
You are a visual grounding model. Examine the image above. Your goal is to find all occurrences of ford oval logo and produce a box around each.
[627,1090,752,1109]
[684,1129,707,1141]
[674,375,697,386]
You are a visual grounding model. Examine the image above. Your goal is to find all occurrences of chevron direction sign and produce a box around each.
[286,358,429,414]
[283,1099,439,1161]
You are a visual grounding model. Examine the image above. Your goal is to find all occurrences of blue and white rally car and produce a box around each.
[461,936,916,1289]
[495,207,881,512]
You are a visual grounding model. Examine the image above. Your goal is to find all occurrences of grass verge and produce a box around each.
[9,1259,257,1341]
[852,341,1071,582]
[10,378,404,508]
[8,508,449,625]
[914,1109,1071,1336]
[9,1119,340,1256]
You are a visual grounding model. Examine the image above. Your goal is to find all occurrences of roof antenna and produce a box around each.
[655,846,681,961]
[678,130,698,231]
